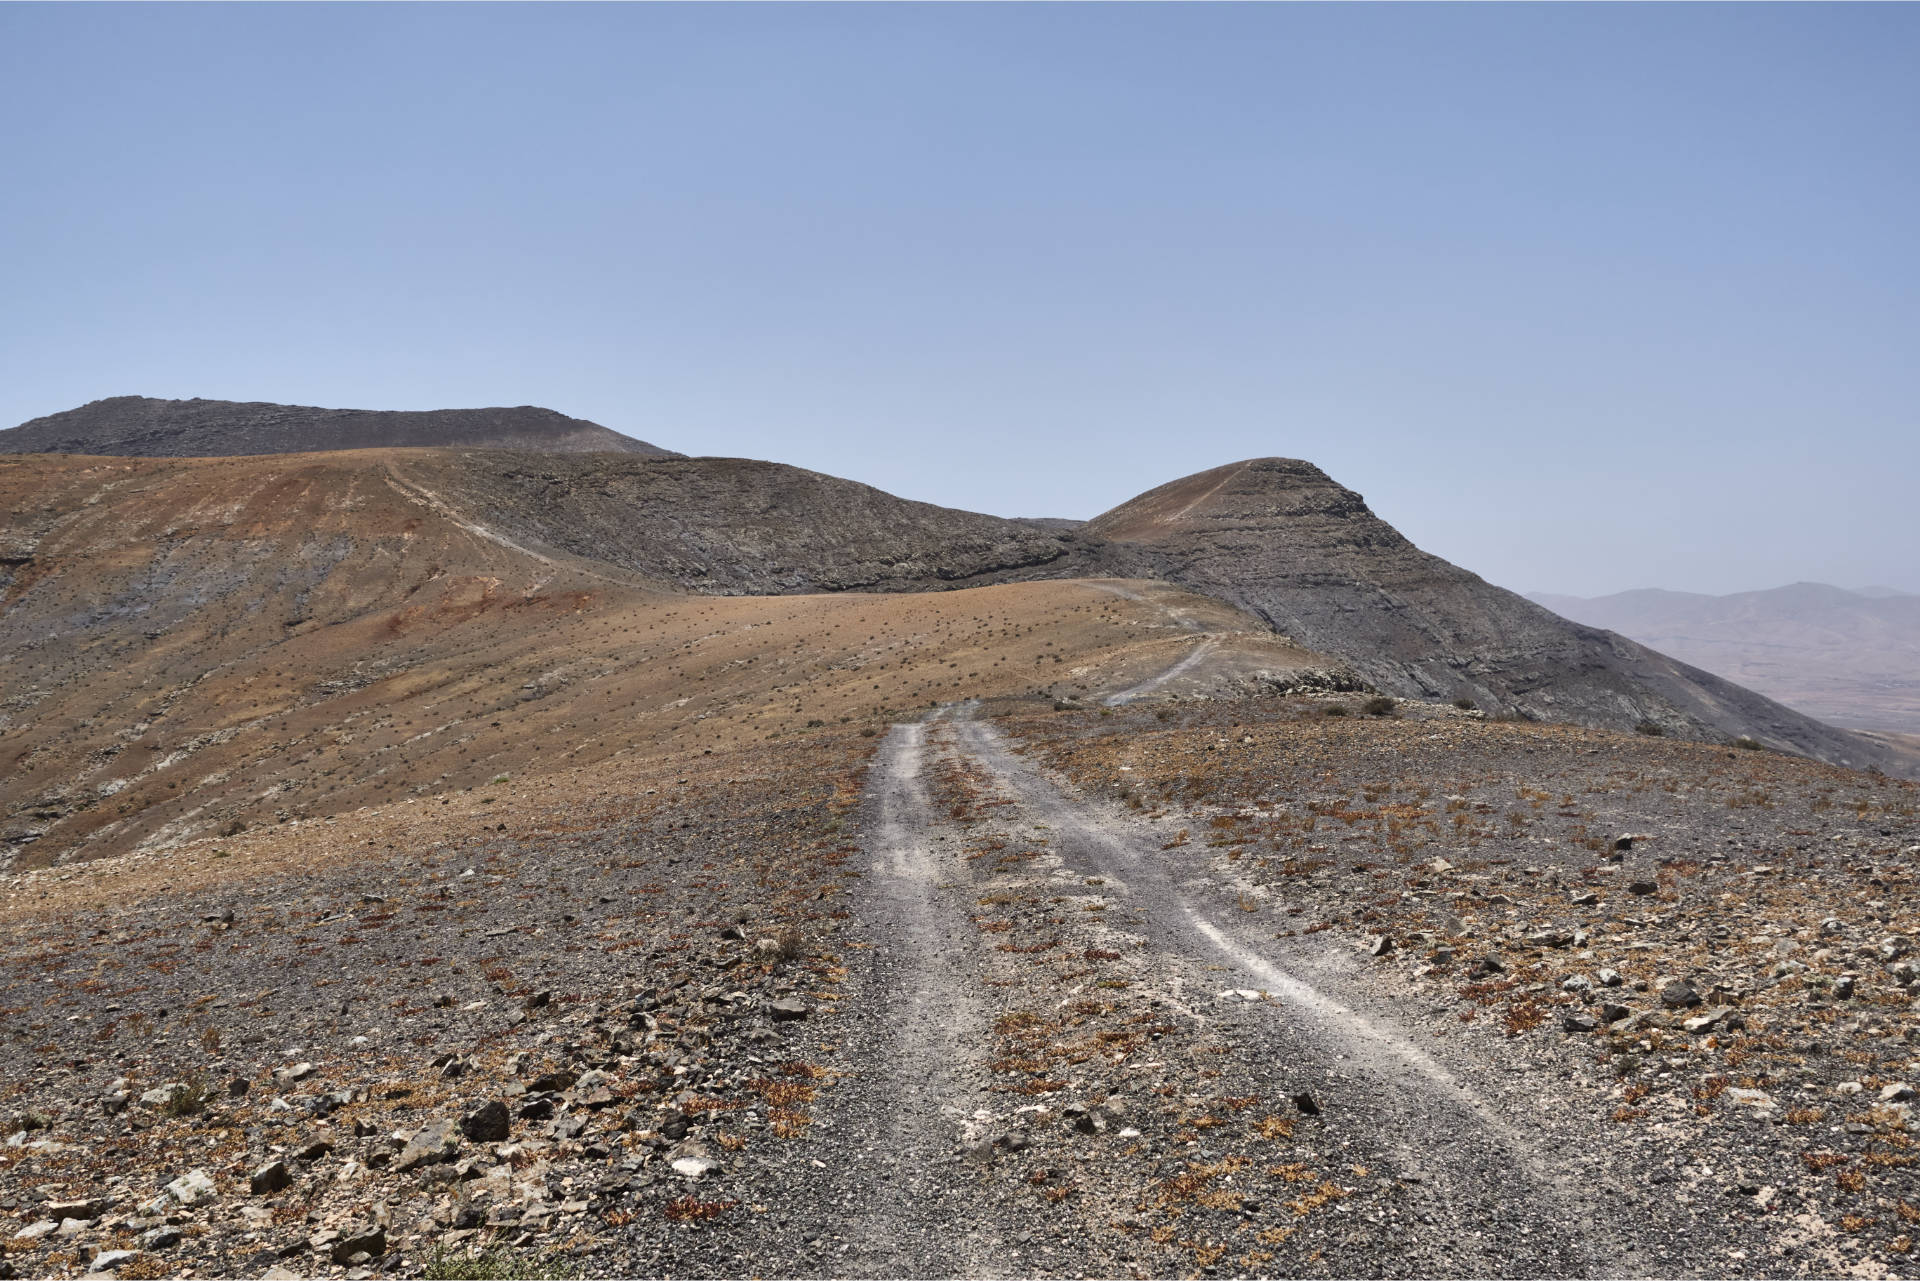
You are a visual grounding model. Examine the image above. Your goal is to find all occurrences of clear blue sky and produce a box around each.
[3,3,1915,597]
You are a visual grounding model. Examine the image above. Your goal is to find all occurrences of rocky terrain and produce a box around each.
[1083,460,1908,774]
[1533,584,1920,737]
[5,687,1916,1281]
[0,399,676,460]
[4,404,1920,1279]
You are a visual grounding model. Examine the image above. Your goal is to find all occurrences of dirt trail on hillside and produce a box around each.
[1104,636,1219,706]
[837,701,1630,1278]
[828,722,1008,1277]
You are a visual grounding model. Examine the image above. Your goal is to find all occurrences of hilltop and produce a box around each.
[0,396,678,458]
[1077,459,1905,771]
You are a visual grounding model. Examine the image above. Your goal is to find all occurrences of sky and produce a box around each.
[2,4,1915,598]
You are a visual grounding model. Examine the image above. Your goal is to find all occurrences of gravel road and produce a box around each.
[835,707,1667,1277]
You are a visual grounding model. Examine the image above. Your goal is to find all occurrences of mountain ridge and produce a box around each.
[3,397,1910,778]
[0,395,678,458]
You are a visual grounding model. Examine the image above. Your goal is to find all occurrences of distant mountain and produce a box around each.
[0,396,679,458]
[1529,584,1920,736]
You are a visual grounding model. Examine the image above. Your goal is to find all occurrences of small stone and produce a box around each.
[273,1062,315,1083]
[1291,1091,1319,1116]
[227,1077,249,1098]
[330,1224,386,1264]
[1879,1083,1917,1104]
[139,1227,181,1250]
[1627,880,1659,897]
[460,1100,511,1143]
[12,1221,58,1242]
[1612,835,1634,852]
[1833,975,1857,1000]
[768,997,809,1022]
[45,1198,111,1221]
[90,1249,136,1273]
[1726,1088,1776,1110]
[1367,935,1394,958]
[164,1169,217,1206]
[1570,892,1599,907]
[249,1160,292,1195]
[1073,1108,1108,1135]
[1659,980,1702,1010]
[138,1083,187,1108]
[1683,1007,1730,1034]
[1600,1003,1631,1023]
[1597,968,1623,988]
[1563,1012,1598,1033]
[671,1155,717,1179]
[394,1118,460,1172]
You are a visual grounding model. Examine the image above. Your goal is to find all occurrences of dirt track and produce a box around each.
[838,708,1637,1277]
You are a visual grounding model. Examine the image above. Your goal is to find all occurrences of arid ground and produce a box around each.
[2,444,1917,1280]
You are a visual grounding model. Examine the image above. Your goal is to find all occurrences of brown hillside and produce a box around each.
[0,451,1315,870]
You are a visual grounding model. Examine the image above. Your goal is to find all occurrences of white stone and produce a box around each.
[165,1168,218,1206]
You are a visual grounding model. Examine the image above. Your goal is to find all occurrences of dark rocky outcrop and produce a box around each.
[394,451,1109,594]
[1081,458,1904,772]
[0,396,677,458]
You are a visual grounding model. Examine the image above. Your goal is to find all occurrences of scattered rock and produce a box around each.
[1683,1007,1730,1034]
[1291,1091,1320,1116]
[164,1169,217,1206]
[249,1160,292,1195]
[394,1118,459,1172]
[329,1224,386,1264]
[460,1100,511,1143]
[768,997,809,1021]
[1659,979,1702,1009]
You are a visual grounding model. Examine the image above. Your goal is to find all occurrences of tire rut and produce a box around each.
[947,713,1624,1279]
[826,722,1006,1277]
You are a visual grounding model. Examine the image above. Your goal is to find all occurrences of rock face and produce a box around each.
[0,396,677,458]
[1081,458,1902,772]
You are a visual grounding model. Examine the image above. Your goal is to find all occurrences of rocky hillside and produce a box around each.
[0,396,678,458]
[384,451,1106,594]
[1082,458,1911,773]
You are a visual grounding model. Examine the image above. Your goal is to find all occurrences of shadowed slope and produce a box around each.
[1085,458,1912,774]
[387,450,1103,594]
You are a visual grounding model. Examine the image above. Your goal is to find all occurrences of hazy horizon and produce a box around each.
[4,4,1915,597]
